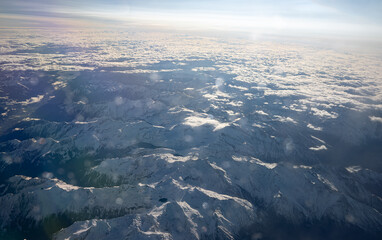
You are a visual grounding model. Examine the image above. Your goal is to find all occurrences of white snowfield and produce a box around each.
[0,29,382,239]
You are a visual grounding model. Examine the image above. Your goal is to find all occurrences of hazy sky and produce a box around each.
[1,0,382,40]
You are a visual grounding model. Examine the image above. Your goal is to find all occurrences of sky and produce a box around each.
[1,0,382,40]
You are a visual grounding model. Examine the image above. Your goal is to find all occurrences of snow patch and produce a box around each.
[346,166,362,173]
[311,135,326,144]
[309,145,327,151]
[317,174,338,192]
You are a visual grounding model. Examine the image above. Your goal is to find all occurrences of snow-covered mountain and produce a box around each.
[0,29,382,239]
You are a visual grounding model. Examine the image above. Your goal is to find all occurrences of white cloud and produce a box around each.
[273,115,297,124]
[307,123,323,131]
[369,116,382,123]
[255,110,268,116]
[183,114,230,131]
[310,107,338,119]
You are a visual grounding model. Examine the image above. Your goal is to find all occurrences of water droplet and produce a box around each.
[116,197,123,205]
[67,172,75,179]
[252,232,263,240]
[184,135,193,142]
[114,96,123,105]
[38,138,46,145]
[42,172,53,179]
[215,77,224,89]
[88,199,95,205]
[57,168,65,175]
[222,161,230,169]
[150,72,160,82]
[345,214,355,223]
